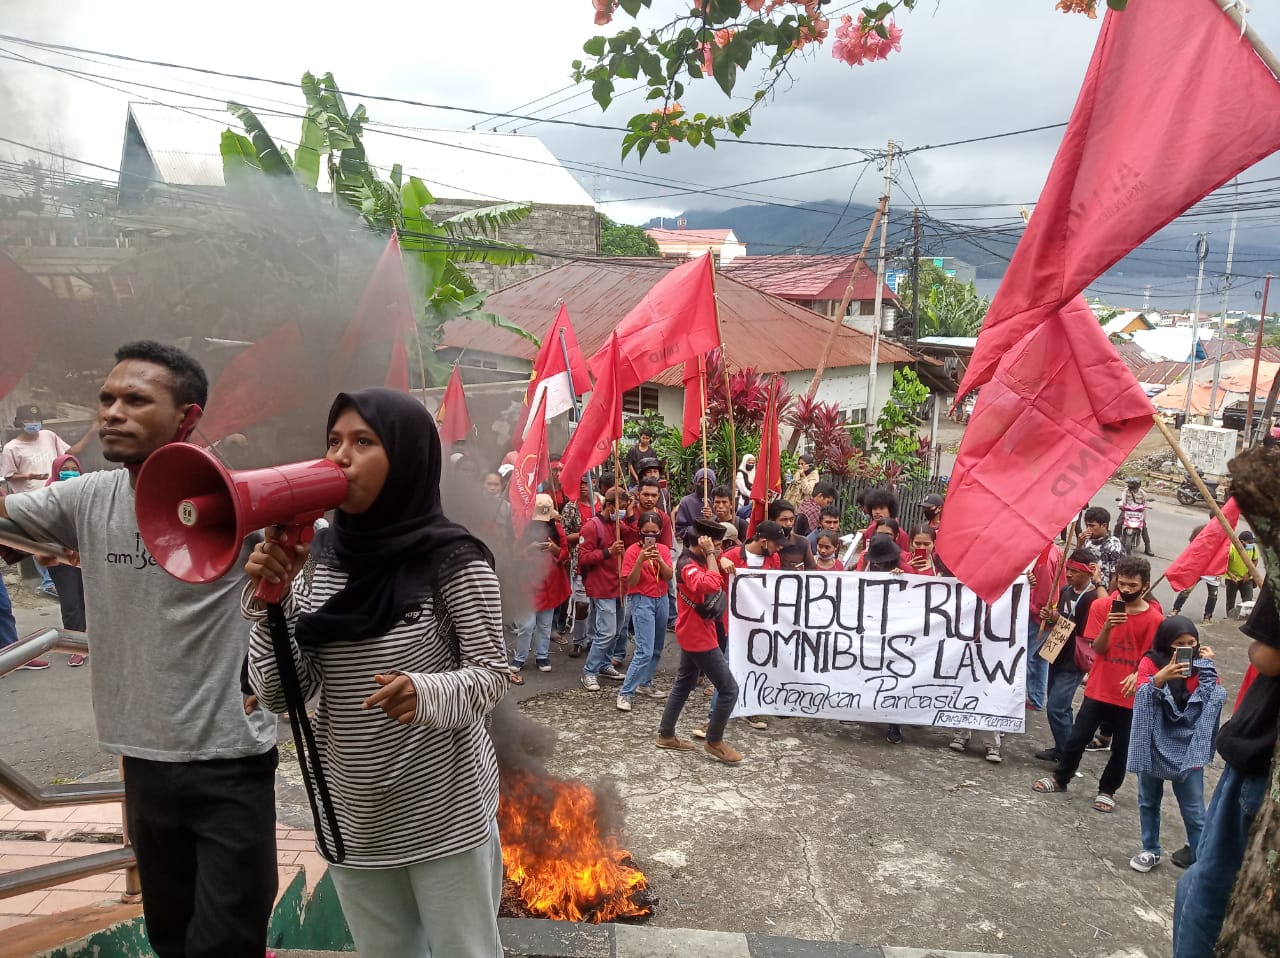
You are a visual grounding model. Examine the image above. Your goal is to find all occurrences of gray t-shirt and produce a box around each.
[6,470,276,761]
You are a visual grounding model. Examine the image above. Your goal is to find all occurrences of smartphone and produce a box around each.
[1111,598,1126,615]
[1174,646,1194,666]
[642,534,656,548]
[912,547,929,564]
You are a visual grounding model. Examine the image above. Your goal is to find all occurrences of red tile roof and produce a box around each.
[440,259,916,387]
[720,255,897,303]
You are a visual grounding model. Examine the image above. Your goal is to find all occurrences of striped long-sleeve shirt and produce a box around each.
[245,558,508,868]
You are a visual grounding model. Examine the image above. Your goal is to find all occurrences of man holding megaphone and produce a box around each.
[0,341,279,958]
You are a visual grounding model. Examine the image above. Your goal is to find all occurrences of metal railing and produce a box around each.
[1,624,140,903]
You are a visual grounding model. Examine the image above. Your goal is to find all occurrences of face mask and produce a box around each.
[22,422,40,434]
[1117,588,1143,604]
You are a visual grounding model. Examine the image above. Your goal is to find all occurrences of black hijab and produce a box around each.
[295,388,493,646]
[1143,615,1199,708]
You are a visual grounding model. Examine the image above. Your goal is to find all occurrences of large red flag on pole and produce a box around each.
[939,0,1280,603]
[515,305,592,441]
[336,233,415,392]
[1164,498,1241,592]
[559,333,623,498]
[0,253,54,402]
[746,377,782,539]
[435,365,473,446]
[680,355,706,447]
[199,321,310,441]
[509,391,550,538]
[588,253,720,392]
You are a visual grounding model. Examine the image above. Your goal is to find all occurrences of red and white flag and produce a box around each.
[938,0,1280,603]
[558,333,623,498]
[509,391,550,537]
[588,253,720,392]
[515,305,592,440]
[747,377,782,539]
[435,365,473,446]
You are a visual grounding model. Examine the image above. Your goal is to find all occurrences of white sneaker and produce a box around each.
[949,732,969,752]
[1129,851,1161,873]
[615,695,632,712]
[691,722,708,740]
[579,674,600,692]
[985,744,1003,764]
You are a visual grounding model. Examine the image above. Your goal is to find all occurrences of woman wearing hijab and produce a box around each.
[244,388,508,958]
[736,454,756,510]
[1126,616,1225,874]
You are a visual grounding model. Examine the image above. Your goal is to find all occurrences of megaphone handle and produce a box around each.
[264,601,346,864]
[252,523,317,605]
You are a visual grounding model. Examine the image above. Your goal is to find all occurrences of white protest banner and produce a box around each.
[727,570,1028,732]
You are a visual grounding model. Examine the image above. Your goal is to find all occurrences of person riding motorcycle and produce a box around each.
[1115,476,1154,557]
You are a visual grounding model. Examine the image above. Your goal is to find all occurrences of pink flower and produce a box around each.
[744,0,767,9]
[831,13,902,66]
[714,28,736,47]
[701,42,714,74]
[592,0,615,26]
[795,14,828,49]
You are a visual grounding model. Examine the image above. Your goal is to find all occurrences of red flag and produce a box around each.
[939,0,1280,603]
[514,305,591,441]
[559,333,623,497]
[681,355,706,447]
[436,365,473,446]
[199,321,309,441]
[587,253,720,392]
[746,377,782,539]
[1164,499,1240,593]
[509,391,550,537]
[0,253,55,401]
[963,0,1280,393]
[336,233,415,392]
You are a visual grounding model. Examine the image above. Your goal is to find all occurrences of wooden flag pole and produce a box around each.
[558,326,596,509]
[699,360,711,509]
[1216,0,1280,81]
[1151,414,1264,586]
[613,438,625,601]
[1035,525,1077,645]
[707,262,738,475]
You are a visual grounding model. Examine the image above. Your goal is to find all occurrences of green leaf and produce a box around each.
[227,102,293,177]
[619,0,645,16]
[460,306,541,344]
[654,138,671,154]
[592,76,614,110]
[219,130,262,185]
[583,35,606,58]
[686,126,702,147]
[711,46,737,97]
[390,163,402,191]
[441,201,533,238]
[615,53,639,79]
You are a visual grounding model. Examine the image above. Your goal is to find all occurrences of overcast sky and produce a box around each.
[3,0,1280,237]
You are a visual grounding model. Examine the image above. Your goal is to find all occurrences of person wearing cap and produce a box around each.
[921,493,944,531]
[1225,530,1259,616]
[623,477,673,549]
[510,494,570,678]
[674,468,717,542]
[722,521,786,572]
[624,428,655,486]
[656,517,743,764]
[630,457,671,514]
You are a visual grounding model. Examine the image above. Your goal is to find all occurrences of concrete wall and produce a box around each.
[781,364,898,426]
[427,199,599,293]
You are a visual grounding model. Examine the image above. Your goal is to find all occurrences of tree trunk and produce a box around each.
[1216,443,1280,957]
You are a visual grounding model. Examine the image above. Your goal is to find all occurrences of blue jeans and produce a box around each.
[620,594,667,696]
[1045,668,1081,753]
[1138,769,1206,858]
[513,607,554,667]
[1173,766,1267,958]
[582,598,620,676]
[1025,620,1047,709]
[0,577,16,649]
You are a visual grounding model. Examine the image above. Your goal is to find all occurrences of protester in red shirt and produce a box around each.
[656,518,742,764]
[616,512,674,711]
[579,488,631,690]
[622,477,673,549]
[861,487,912,553]
[1034,555,1163,811]
[510,495,570,676]
[905,525,942,576]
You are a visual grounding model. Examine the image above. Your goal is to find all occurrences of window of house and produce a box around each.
[622,385,660,414]
[839,406,867,425]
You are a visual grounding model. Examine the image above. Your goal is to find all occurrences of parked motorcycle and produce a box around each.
[1176,470,1226,508]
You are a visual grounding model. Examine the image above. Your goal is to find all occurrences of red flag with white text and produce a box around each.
[509,391,550,537]
[558,333,623,498]
[747,377,782,539]
[1164,498,1240,593]
[515,305,592,440]
[939,0,1280,603]
[588,253,720,392]
[436,365,473,446]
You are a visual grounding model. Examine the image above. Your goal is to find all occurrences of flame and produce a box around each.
[498,767,650,922]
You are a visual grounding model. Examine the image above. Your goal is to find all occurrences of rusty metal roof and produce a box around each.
[441,259,916,386]
[720,255,897,303]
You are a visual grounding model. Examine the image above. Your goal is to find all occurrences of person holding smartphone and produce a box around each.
[616,513,674,711]
[906,525,940,576]
[1125,616,1224,874]
[510,495,570,677]
[1034,556,1163,812]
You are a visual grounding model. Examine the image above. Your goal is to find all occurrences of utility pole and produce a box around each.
[1183,234,1209,426]
[1246,271,1272,445]
[1208,190,1240,424]
[910,208,921,341]
[865,141,894,451]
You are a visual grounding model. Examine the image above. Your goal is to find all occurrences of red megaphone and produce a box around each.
[135,443,348,602]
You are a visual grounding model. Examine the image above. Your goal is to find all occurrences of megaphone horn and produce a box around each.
[135,443,348,603]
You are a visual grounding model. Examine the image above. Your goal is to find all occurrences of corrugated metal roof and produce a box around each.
[440,259,917,386]
[720,255,896,303]
[124,103,596,206]
[646,228,735,244]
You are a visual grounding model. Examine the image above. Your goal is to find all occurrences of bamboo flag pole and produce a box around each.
[1035,525,1077,645]
[1216,0,1280,80]
[613,438,625,601]
[708,261,738,474]
[699,358,711,510]
[1151,414,1265,587]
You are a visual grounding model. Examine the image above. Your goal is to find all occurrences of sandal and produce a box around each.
[507,671,525,686]
[1032,777,1068,794]
[1092,793,1116,813]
